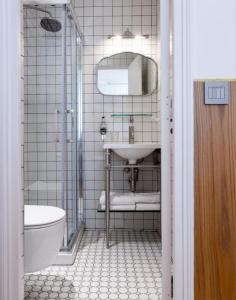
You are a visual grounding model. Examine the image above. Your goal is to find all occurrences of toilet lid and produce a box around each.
[24,205,66,227]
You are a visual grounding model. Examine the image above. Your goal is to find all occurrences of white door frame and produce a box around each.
[161,0,194,299]
[0,0,24,299]
[0,0,194,299]
[160,0,172,299]
[173,0,194,299]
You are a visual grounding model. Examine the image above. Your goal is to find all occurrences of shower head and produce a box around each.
[40,17,62,32]
[24,4,62,33]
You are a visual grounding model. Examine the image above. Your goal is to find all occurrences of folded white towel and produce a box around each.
[136,203,160,211]
[99,191,160,206]
[100,204,136,211]
[134,192,160,204]
[100,191,136,206]
[100,203,160,211]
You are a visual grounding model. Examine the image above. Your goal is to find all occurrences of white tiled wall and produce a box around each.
[74,0,161,230]
[23,0,161,232]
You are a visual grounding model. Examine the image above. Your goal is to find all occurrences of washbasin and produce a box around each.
[104,143,161,164]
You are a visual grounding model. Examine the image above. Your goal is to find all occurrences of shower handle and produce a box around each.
[66,109,75,143]
[66,109,75,128]
[55,108,60,143]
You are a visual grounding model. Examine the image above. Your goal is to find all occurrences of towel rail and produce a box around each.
[97,206,160,213]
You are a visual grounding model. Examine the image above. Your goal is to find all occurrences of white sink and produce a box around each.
[104,143,161,164]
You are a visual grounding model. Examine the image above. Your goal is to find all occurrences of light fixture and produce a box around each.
[108,28,149,40]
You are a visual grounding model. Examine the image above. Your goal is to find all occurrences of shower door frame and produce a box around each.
[0,0,24,298]
[60,3,84,250]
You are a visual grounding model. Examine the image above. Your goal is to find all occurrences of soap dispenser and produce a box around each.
[100,116,107,141]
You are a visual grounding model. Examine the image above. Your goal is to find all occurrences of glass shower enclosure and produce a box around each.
[23,2,83,251]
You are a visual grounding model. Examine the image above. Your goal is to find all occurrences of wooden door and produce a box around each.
[195,81,236,299]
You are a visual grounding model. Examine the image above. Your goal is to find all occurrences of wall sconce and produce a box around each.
[108,28,149,40]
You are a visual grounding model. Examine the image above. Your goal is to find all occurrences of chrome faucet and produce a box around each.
[129,115,134,144]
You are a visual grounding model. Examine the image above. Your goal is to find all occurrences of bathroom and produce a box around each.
[4,0,236,299]
[2,0,172,299]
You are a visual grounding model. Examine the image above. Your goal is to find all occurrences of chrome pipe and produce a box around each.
[66,3,84,42]
[105,149,111,249]
[61,5,68,247]
[129,115,134,144]
[24,4,52,17]
[130,168,135,192]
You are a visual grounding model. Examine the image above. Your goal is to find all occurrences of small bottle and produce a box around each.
[100,116,107,141]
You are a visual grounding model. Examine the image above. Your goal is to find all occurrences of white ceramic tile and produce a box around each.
[24,231,162,300]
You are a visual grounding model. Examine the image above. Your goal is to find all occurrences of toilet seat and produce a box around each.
[24,205,66,229]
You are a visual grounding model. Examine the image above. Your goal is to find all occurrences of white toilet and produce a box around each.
[24,205,65,273]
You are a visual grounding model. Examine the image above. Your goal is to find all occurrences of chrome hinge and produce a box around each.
[171,275,173,298]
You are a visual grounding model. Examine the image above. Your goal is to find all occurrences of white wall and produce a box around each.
[192,0,236,78]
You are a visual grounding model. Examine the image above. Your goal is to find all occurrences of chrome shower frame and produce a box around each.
[60,3,84,251]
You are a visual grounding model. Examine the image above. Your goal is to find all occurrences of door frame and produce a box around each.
[172,0,194,299]
[160,0,172,299]
[0,0,194,299]
[160,0,194,298]
[0,0,24,299]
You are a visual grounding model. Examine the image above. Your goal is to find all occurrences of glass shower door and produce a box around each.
[24,3,83,251]
[23,4,64,213]
[62,6,83,247]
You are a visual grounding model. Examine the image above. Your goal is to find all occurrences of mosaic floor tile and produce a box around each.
[24,231,162,300]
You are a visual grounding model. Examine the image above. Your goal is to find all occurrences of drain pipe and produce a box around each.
[125,160,143,192]
[129,167,139,192]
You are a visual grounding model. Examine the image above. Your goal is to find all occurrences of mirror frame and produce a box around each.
[96,52,158,96]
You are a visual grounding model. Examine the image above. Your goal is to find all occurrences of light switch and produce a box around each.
[204,81,229,105]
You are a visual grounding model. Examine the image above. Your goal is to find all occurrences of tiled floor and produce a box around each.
[24,231,162,300]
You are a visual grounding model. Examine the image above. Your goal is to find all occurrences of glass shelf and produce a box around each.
[111,113,152,117]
